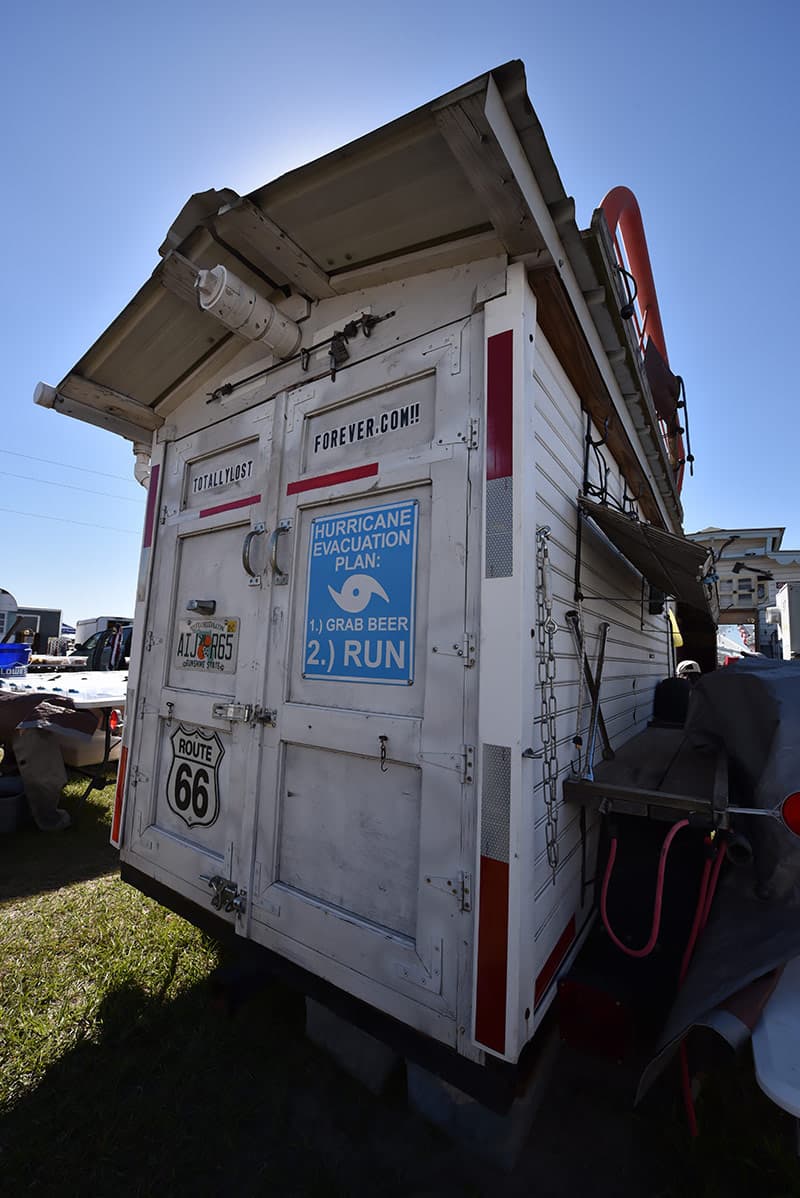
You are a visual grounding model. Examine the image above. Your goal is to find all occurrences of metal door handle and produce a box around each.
[242,522,266,578]
[269,520,292,586]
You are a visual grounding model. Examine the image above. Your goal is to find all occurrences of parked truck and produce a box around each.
[74,616,133,650]
[33,62,718,1108]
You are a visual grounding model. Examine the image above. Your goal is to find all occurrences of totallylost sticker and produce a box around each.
[175,617,240,673]
[191,459,254,495]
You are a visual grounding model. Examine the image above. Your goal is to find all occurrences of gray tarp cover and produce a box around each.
[0,692,98,742]
[639,658,800,1099]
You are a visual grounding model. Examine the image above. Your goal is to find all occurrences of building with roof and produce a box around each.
[686,527,800,655]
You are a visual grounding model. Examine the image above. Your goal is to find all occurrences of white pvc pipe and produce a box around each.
[195,265,301,358]
[133,442,151,488]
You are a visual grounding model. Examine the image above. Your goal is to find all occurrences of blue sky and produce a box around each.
[2,0,797,623]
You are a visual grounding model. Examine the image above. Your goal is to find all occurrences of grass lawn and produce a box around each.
[1,775,799,1196]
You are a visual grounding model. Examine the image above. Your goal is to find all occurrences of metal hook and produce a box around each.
[378,735,389,773]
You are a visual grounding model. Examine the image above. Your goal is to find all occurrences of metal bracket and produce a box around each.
[270,519,293,586]
[254,706,277,727]
[431,632,475,666]
[462,745,475,784]
[425,871,472,912]
[437,418,479,451]
[243,522,267,587]
[395,938,443,992]
[463,416,480,450]
[200,874,247,915]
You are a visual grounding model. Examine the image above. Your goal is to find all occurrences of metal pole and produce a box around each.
[565,611,614,762]
[585,622,610,781]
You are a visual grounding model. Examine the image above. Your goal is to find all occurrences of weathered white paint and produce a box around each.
[115,256,674,1067]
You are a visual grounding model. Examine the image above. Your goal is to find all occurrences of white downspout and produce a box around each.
[133,441,151,488]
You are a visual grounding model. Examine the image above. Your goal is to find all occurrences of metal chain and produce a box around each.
[572,596,586,777]
[536,526,560,882]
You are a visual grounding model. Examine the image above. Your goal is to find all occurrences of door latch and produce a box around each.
[212,702,277,727]
[254,706,277,727]
[200,874,247,915]
[212,702,253,723]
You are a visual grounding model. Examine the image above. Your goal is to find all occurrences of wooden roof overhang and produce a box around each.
[39,61,682,531]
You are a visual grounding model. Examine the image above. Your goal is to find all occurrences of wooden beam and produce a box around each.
[60,374,164,432]
[159,250,200,305]
[213,199,336,299]
[433,91,546,258]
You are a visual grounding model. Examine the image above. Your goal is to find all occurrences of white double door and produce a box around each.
[128,324,477,1021]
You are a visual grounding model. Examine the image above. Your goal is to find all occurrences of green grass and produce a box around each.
[1,778,799,1196]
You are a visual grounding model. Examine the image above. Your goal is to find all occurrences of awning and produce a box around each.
[579,497,717,618]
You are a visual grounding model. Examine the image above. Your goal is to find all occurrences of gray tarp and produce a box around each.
[639,658,800,1099]
[0,692,98,832]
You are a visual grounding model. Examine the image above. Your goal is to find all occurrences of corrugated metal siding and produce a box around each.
[531,331,671,938]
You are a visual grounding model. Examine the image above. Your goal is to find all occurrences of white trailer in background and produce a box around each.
[74,616,132,648]
[33,62,715,1105]
[768,584,800,660]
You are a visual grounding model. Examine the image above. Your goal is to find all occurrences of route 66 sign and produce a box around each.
[166,725,224,828]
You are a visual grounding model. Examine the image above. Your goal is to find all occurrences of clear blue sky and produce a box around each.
[2,0,797,624]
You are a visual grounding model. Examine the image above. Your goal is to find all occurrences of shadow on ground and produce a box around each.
[2,773,798,1197]
[0,771,118,903]
[2,959,796,1198]
[0,962,653,1198]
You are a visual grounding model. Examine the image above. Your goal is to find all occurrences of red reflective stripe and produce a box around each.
[199,493,261,518]
[142,464,160,548]
[782,792,800,836]
[534,915,576,1008]
[111,745,128,846]
[486,330,514,481]
[287,463,379,496]
[474,855,509,1053]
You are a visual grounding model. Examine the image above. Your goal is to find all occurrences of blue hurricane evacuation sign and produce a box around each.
[303,499,419,684]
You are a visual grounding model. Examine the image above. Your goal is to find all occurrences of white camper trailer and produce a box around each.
[768,584,800,660]
[34,62,716,1102]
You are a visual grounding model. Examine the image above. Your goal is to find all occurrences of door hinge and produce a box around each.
[465,416,480,450]
[425,870,472,912]
[461,744,475,784]
[145,630,154,652]
[431,632,475,666]
[200,874,247,915]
